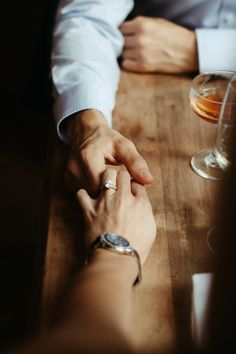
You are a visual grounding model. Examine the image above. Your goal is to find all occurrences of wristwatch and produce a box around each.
[86,233,142,286]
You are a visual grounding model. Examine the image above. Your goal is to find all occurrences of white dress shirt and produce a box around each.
[51,0,236,140]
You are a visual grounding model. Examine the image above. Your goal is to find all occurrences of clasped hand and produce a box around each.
[120,16,198,73]
[77,168,156,266]
[66,110,153,195]
[66,110,156,266]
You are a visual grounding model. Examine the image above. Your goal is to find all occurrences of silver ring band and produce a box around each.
[100,179,117,191]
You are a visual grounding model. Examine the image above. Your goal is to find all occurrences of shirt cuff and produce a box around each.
[196,29,236,73]
[53,81,114,143]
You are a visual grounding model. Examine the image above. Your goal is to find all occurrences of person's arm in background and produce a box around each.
[120,18,236,74]
[52,0,153,194]
[120,17,198,73]
[7,169,156,354]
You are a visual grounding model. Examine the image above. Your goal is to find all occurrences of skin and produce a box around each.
[76,168,156,265]
[66,17,198,194]
[9,169,156,354]
[120,16,198,74]
[66,109,154,194]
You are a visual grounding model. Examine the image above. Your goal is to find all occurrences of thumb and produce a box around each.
[115,138,153,185]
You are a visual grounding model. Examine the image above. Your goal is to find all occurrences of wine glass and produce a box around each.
[189,71,236,180]
[214,74,236,173]
[204,74,236,254]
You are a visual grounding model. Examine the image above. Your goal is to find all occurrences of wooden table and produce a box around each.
[39,72,217,353]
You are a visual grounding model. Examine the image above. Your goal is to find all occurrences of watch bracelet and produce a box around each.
[86,235,142,287]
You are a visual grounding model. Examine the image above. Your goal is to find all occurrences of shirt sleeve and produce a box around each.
[196,29,236,73]
[51,0,133,141]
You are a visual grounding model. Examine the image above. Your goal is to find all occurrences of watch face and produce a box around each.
[104,233,130,247]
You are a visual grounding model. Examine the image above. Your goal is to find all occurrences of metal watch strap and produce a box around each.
[86,234,142,286]
[131,248,142,286]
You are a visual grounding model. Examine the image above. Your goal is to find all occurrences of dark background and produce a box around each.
[0,0,59,350]
[0,2,236,353]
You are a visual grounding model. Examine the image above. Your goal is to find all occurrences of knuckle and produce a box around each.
[115,136,128,149]
[114,138,123,150]
[136,35,145,47]
[119,169,130,179]
[115,137,141,159]
[135,16,144,21]
[138,59,150,72]
[125,139,136,150]
[128,153,142,165]
[76,188,85,198]
[139,48,147,61]
[106,167,116,175]
[135,17,148,32]
[79,147,91,165]
[135,16,145,23]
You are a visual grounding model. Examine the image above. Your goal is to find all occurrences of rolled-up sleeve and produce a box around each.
[51,0,133,141]
[196,29,236,73]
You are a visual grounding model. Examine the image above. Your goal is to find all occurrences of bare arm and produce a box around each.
[12,252,136,354]
[8,169,156,354]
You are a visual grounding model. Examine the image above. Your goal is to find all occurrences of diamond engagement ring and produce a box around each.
[100,179,117,191]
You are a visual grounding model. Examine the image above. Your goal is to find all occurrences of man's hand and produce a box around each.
[120,16,198,74]
[66,110,153,194]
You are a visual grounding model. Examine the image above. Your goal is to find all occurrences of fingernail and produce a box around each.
[139,169,153,179]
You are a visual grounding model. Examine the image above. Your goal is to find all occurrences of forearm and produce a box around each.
[59,250,137,330]
[52,0,133,141]
[47,250,136,353]
[11,250,137,354]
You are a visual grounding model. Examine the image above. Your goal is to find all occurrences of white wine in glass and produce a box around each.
[189,71,236,180]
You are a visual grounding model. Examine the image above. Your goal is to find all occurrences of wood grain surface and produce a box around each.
[40,72,217,353]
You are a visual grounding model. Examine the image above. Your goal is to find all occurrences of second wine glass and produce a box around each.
[199,74,236,254]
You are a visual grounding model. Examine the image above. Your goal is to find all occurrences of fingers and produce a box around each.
[122,59,143,73]
[115,170,149,199]
[65,158,84,193]
[131,180,148,198]
[115,139,154,185]
[99,168,118,197]
[66,152,105,196]
[80,148,106,193]
[120,16,150,35]
[122,48,137,60]
[123,35,137,49]
[120,20,136,35]
[76,188,93,214]
[116,170,132,196]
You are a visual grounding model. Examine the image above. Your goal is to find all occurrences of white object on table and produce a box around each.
[191,273,214,350]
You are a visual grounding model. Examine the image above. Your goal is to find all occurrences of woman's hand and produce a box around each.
[76,168,156,265]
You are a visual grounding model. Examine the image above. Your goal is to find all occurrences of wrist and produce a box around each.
[67,109,109,145]
[87,249,138,287]
[188,30,198,72]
